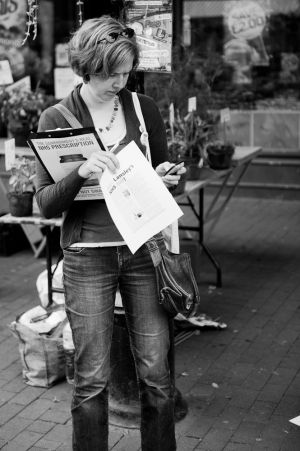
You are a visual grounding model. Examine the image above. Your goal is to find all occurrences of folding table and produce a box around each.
[0,213,62,305]
[0,146,261,305]
[175,146,262,287]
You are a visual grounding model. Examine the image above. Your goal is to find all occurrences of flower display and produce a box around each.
[166,109,217,164]
[0,87,55,134]
[8,156,36,194]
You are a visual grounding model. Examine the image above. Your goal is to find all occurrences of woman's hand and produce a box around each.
[78,151,120,178]
[156,161,186,188]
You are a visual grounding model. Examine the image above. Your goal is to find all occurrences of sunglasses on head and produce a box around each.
[98,27,135,44]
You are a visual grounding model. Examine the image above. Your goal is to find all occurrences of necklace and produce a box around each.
[99,96,119,133]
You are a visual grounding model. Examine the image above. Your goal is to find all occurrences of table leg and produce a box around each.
[179,189,222,287]
[44,225,53,306]
[205,162,251,239]
[198,189,222,287]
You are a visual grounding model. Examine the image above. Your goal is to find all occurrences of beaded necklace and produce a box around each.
[99,96,119,133]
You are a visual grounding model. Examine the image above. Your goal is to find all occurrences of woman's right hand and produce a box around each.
[78,151,120,178]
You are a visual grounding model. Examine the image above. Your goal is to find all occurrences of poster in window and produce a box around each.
[125,0,173,72]
[223,1,270,85]
[0,0,27,80]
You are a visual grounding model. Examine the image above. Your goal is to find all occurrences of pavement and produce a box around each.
[0,195,300,451]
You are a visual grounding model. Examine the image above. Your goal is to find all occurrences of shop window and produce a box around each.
[176,0,300,155]
[184,0,300,111]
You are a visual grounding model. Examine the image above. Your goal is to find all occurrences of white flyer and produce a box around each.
[289,415,300,426]
[100,141,183,253]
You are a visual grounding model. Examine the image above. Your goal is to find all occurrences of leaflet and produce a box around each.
[100,140,183,253]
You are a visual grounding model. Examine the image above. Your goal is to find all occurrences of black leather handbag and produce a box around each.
[146,238,200,318]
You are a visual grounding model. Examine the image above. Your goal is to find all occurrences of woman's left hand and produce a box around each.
[156,161,186,188]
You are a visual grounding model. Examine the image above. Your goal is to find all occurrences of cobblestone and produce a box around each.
[0,197,299,450]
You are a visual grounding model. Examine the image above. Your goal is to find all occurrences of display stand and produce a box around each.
[0,141,46,257]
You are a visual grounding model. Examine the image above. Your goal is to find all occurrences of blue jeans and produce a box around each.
[63,242,176,451]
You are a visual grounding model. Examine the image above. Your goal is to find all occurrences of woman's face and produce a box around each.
[88,56,134,102]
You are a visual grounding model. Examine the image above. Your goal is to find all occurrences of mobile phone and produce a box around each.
[164,160,185,176]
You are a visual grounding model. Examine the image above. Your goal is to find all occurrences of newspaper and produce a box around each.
[28,128,106,200]
[100,141,183,253]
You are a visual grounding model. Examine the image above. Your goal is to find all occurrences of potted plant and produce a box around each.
[205,140,235,170]
[0,87,55,146]
[204,112,236,170]
[7,156,36,217]
[0,88,9,138]
[166,109,216,181]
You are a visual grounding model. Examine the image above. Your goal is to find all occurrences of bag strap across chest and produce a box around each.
[52,104,83,129]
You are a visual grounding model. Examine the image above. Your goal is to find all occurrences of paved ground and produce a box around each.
[0,196,300,450]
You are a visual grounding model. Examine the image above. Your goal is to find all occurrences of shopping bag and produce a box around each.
[9,306,67,387]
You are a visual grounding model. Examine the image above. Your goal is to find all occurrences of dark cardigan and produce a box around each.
[35,85,168,249]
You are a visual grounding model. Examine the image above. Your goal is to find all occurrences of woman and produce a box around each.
[35,15,185,451]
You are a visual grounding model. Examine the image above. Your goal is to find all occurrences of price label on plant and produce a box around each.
[188,96,197,112]
[6,76,31,94]
[4,139,15,171]
[220,108,231,123]
[169,103,175,125]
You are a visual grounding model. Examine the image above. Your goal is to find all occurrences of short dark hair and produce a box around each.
[68,16,139,78]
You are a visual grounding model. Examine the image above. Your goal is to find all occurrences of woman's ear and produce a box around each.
[83,74,90,83]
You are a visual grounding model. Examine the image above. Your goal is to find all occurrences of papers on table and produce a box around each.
[100,141,183,253]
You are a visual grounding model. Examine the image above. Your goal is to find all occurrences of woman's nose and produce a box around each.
[112,75,124,88]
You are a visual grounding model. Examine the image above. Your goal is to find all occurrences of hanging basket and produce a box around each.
[7,192,34,217]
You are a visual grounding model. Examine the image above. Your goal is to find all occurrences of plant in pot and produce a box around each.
[205,139,235,170]
[204,114,236,170]
[0,88,9,138]
[0,86,55,146]
[166,109,215,182]
[7,156,36,217]
[165,139,187,195]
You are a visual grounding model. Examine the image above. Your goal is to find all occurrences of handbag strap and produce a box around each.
[52,104,83,129]
[131,92,152,164]
[132,93,163,262]
[145,238,162,267]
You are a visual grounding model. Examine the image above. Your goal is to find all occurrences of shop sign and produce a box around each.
[223,1,270,85]
[227,1,266,40]
[5,75,30,91]
[125,0,173,72]
[0,0,27,79]
[55,44,69,68]
[0,59,13,84]
[220,108,231,123]
[54,68,82,100]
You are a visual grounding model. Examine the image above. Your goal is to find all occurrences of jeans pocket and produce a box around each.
[64,247,85,255]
